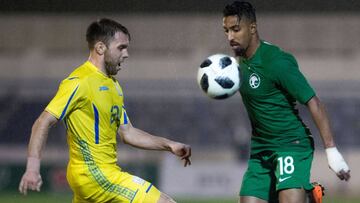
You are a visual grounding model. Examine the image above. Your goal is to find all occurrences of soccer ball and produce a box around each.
[197,54,240,99]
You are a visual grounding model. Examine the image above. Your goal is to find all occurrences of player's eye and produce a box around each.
[232,27,240,32]
[118,45,127,51]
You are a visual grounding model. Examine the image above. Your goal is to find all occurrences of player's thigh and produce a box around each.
[275,150,314,192]
[119,173,161,203]
[278,188,306,203]
[240,154,276,202]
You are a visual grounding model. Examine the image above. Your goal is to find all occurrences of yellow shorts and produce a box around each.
[67,164,161,203]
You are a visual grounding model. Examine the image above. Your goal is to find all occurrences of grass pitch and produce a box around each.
[2,192,360,203]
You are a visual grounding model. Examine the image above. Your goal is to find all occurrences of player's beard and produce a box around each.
[104,61,119,76]
[233,47,247,57]
[104,52,120,76]
[230,41,247,57]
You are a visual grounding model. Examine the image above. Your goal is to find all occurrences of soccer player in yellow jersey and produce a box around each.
[18,18,191,203]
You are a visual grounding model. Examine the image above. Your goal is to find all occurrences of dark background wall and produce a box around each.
[1,0,360,14]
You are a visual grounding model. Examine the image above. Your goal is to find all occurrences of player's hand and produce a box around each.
[19,157,43,195]
[326,147,350,181]
[170,142,192,167]
[19,170,43,195]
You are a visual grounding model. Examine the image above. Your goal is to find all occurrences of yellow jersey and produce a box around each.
[46,61,128,166]
[45,61,160,202]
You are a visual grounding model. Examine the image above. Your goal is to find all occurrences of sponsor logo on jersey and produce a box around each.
[249,73,260,89]
[99,86,109,91]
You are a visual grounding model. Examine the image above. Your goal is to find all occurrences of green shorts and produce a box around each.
[240,150,314,202]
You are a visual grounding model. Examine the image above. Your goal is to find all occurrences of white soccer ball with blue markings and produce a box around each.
[197,54,240,99]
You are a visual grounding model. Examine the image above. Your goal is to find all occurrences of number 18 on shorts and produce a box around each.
[275,151,314,191]
[240,150,314,200]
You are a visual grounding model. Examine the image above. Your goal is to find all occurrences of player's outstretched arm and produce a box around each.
[307,96,350,181]
[19,111,58,195]
[118,122,191,167]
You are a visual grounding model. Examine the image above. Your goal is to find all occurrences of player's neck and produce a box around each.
[88,53,107,75]
[245,35,260,59]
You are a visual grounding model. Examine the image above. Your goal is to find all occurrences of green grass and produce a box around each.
[0,192,72,203]
[2,192,360,203]
[178,197,236,203]
[179,196,360,203]
[322,197,360,203]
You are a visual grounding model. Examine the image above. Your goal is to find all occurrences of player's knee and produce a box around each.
[157,192,176,203]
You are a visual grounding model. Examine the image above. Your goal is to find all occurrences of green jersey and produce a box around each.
[239,41,315,154]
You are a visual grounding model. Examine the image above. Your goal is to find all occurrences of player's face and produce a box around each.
[223,15,254,57]
[104,32,129,76]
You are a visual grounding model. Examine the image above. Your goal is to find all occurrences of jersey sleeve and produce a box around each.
[45,77,86,120]
[271,54,315,104]
[120,105,130,125]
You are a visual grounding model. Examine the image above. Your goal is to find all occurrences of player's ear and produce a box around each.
[250,22,257,35]
[95,42,107,55]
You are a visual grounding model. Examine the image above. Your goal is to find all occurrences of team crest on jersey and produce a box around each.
[249,73,260,89]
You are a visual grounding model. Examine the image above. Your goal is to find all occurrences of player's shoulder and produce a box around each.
[261,41,284,59]
[58,62,94,91]
[70,62,95,78]
[261,41,297,67]
[63,62,98,83]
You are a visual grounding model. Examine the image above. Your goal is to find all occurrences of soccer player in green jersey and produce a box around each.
[18,18,191,203]
[222,1,350,203]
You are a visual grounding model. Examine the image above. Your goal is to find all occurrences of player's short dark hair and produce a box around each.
[223,1,256,23]
[86,18,131,49]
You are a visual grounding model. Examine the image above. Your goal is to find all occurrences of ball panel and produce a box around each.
[200,73,209,92]
[200,59,212,68]
[214,77,235,89]
[219,56,232,69]
[214,94,230,100]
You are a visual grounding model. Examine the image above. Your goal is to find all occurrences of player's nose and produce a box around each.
[227,31,234,41]
[122,49,129,59]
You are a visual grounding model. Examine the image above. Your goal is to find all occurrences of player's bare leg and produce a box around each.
[278,188,306,203]
[239,196,268,203]
[157,192,176,203]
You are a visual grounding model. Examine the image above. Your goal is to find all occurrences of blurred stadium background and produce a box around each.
[1,0,360,202]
